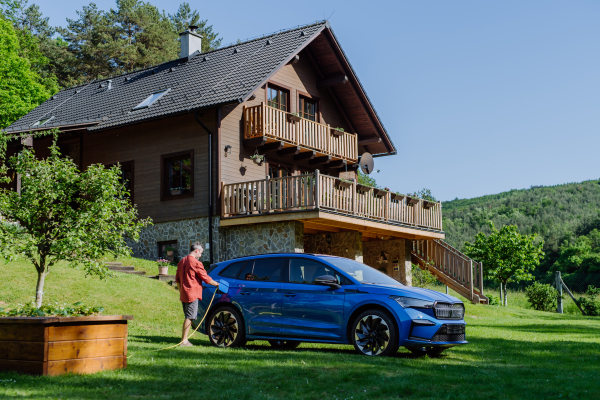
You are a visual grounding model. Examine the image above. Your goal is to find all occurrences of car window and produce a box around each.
[325,257,404,286]
[288,258,348,285]
[239,258,284,282]
[218,261,246,279]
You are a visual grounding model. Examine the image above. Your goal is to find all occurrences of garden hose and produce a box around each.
[127,288,218,359]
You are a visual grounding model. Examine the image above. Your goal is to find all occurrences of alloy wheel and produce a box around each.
[354,315,390,355]
[210,310,239,347]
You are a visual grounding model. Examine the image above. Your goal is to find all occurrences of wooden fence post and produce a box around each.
[265,175,271,213]
[479,262,484,297]
[556,271,563,314]
[469,259,474,302]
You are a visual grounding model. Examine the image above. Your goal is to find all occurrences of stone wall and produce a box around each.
[363,239,412,285]
[127,216,221,261]
[219,221,304,260]
[304,232,363,262]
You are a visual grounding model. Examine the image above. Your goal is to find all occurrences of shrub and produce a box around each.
[578,286,600,316]
[0,301,104,317]
[525,282,558,311]
[487,293,501,306]
[412,263,437,288]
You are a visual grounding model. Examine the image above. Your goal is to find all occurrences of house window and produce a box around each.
[269,165,290,179]
[299,96,317,122]
[267,86,288,111]
[133,89,170,111]
[161,150,193,200]
[158,240,178,262]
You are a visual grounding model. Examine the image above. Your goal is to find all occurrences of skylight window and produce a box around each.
[32,116,54,127]
[132,89,170,110]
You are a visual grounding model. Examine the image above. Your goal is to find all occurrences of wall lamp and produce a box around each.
[224,145,232,157]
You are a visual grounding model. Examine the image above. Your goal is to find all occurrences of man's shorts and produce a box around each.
[182,299,199,320]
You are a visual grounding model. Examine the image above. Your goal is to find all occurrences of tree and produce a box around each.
[409,188,436,202]
[357,170,380,188]
[0,16,53,128]
[169,2,221,52]
[0,132,151,307]
[463,221,544,306]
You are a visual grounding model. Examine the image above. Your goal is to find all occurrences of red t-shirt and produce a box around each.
[175,255,212,302]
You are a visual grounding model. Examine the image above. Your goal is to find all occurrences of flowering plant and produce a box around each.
[157,259,170,267]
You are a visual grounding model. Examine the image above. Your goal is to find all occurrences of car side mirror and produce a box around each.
[314,275,341,290]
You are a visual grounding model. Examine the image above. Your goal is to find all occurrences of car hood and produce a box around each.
[357,283,462,303]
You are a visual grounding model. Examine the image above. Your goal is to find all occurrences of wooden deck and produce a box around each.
[220,171,443,237]
[243,103,358,163]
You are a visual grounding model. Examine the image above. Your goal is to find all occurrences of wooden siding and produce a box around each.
[83,113,216,223]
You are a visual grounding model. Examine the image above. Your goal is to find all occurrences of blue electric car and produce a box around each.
[194,253,467,357]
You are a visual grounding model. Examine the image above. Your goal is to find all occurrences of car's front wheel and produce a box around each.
[208,306,246,348]
[351,309,399,356]
[268,340,301,349]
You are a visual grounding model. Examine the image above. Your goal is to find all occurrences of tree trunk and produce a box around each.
[35,270,47,308]
[500,282,504,305]
[503,282,508,306]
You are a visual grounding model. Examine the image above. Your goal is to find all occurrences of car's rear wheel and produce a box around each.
[208,306,246,348]
[407,346,446,358]
[351,309,399,356]
[268,340,301,349]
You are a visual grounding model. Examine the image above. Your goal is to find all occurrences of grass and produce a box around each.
[1,259,599,399]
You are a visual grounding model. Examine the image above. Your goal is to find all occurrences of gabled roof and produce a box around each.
[5,21,396,155]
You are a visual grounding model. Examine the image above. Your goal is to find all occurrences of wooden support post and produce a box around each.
[479,262,484,297]
[265,175,271,213]
[561,279,586,315]
[220,182,225,217]
[469,260,474,302]
[314,170,320,209]
[352,179,356,215]
[556,271,563,314]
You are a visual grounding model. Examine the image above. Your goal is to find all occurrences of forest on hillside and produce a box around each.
[442,179,600,276]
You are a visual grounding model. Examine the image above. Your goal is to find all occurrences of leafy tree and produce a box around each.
[357,170,379,188]
[169,2,221,52]
[0,132,151,307]
[551,230,600,274]
[409,188,436,202]
[463,222,544,306]
[411,262,437,288]
[0,16,53,128]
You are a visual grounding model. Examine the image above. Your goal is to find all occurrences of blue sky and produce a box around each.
[37,0,600,201]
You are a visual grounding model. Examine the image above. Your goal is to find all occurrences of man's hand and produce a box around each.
[210,280,219,287]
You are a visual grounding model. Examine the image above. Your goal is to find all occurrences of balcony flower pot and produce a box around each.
[335,179,352,189]
[0,315,132,376]
[330,128,344,136]
[406,197,419,205]
[287,113,301,123]
[423,200,436,209]
[356,184,372,193]
[391,193,404,201]
[166,250,174,257]
[170,189,182,196]
[374,188,388,196]
[159,266,169,275]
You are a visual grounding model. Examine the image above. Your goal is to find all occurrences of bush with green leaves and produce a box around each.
[487,293,502,306]
[525,281,559,311]
[411,263,438,288]
[578,286,600,316]
[0,301,103,317]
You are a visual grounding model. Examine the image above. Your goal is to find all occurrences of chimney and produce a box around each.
[179,25,202,59]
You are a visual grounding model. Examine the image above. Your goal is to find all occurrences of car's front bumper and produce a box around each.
[396,306,468,347]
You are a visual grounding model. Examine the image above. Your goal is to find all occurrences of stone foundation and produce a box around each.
[127,217,221,261]
[219,221,304,260]
[363,239,412,285]
[304,232,363,262]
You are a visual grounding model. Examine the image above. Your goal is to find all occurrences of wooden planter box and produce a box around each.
[391,193,404,201]
[423,200,436,209]
[374,188,388,196]
[335,180,352,189]
[330,128,344,136]
[0,315,132,376]
[286,114,301,123]
[356,184,372,193]
[406,197,419,205]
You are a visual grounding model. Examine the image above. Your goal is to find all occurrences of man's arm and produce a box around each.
[196,261,218,287]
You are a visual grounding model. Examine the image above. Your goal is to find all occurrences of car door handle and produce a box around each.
[240,291,251,295]
[284,293,296,297]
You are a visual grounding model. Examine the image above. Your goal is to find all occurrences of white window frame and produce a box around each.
[31,116,54,127]
[132,88,171,111]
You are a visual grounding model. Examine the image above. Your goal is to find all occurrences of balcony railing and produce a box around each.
[221,171,443,231]
[243,103,359,162]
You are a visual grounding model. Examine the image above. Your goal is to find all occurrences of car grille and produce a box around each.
[432,324,466,342]
[434,302,465,319]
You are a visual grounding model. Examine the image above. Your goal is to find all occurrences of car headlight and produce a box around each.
[390,296,434,309]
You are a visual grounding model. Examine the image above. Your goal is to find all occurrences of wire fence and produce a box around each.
[483,273,600,294]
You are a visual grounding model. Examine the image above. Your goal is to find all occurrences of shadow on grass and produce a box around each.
[2,334,599,399]
[475,323,600,336]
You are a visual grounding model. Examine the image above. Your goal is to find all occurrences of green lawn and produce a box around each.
[1,259,599,399]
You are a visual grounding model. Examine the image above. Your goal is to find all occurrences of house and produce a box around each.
[3,21,486,303]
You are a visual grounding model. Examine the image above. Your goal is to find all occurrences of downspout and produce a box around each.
[194,111,214,265]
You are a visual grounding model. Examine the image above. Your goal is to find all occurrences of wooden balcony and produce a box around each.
[243,103,359,163]
[220,171,443,238]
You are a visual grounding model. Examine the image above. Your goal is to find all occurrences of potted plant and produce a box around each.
[335,178,353,189]
[157,259,170,276]
[391,192,404,201]
[250,154,265,166]
[406,196,419,205]
[356,183,372,192]
[165,246,175,257]
[0,136,148,376]
[170,187,183,196]
[330,127,344,136]
[287,112,301,123]
[374,188,388,196]
[423,200,436,209]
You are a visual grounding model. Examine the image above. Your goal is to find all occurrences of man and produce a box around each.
[175,242,219,347]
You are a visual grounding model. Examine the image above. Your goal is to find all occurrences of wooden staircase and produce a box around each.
[412,240,488,305]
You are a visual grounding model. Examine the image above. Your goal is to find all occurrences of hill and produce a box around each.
[442,179,600,275]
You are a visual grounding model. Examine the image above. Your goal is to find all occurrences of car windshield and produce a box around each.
[324,257,404,286]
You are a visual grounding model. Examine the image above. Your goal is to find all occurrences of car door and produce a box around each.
[229,257,285,336]
[280,258,346,340]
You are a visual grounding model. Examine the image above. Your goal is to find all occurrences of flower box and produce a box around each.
[391,193,404,201]
[330,128,344,136]
[406,197,419,205]
[356,184,372,193]
[423,200,437,209]
[335,180,352,189]
[170,189,182,196]
[374,188,388,196]
[286,114,301,123]
[0,315,132,376]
